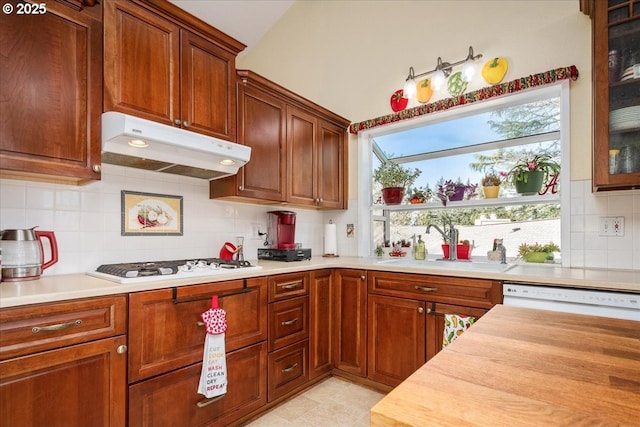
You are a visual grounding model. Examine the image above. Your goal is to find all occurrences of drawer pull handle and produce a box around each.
[414,286,437,293]
[281,283,299,290]
[196,394,226,408]
[32,319,82,334]
[197,321,204,327]
[281,318,298,326]
[282,363,298,373]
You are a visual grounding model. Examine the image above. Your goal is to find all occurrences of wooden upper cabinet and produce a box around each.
[103,0,180,125]
[210,76,287,201]
[103,0,243,141]
[318,120,346,209]
[211,70,350,209]
[287,106,318,206]
[287,106,348,209]
[0,0,102,183]
[591,0,640,190]
[181,31,236,139]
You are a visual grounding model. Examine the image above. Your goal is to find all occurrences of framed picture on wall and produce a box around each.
[121,190,183,236]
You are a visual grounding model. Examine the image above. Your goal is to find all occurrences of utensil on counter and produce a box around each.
[0,227,58,281]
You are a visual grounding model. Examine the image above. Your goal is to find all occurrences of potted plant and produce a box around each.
[506,154,560,195]
[373,160,421,205]
[406,185,432,204]
[518,242,560,263]
[481,170,503,199]
[436,178,478,206]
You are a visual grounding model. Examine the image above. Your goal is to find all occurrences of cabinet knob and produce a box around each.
[360,275,365,281]
[174,118,182,126]
[92,164,101,173]
[418,307,424,314]
[117,344,128,354]
[183,121,190,127]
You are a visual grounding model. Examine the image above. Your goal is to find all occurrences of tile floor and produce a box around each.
[244,377,386,427]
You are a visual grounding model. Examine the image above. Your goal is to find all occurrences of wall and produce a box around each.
[0,166,325,275]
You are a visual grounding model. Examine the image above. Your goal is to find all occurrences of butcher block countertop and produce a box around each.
[371,305,640,427]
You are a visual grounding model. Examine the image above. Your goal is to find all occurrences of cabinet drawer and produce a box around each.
[129,342,267,427]
[128,278,267,382]
[268,271,309,302]
[268,339,309,402]
[269,296,309,351]
[0,295,127,360]
[368,271,501,308]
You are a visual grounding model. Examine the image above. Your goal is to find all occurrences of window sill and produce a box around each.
[371,193,560,211]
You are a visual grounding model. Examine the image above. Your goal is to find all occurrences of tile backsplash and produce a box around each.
[0,165,328,276]
[569,179,640,270]
[1,171,638,276]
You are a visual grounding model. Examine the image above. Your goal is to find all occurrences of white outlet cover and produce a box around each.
[598,216,624,236]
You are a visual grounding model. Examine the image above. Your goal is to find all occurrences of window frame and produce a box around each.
[357,81,571,266]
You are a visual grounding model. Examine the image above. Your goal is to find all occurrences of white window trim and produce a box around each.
[357,81,571,266]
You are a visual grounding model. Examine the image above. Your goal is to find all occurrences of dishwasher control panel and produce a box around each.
[503,283,640,310]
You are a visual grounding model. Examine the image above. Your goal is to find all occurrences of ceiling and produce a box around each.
[169,0,295,53]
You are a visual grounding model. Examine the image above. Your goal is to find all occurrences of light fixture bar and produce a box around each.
[410,46,483,81]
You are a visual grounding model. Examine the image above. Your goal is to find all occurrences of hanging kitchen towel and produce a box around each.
[198,296,228,398]
[442,314,475,348]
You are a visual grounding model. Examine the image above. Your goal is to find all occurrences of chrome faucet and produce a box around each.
[426,222,459,261]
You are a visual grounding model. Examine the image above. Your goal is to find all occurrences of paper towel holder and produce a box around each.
[322,219,340,258]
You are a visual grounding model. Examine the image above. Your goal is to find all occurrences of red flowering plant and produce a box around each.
[506,154,560,185]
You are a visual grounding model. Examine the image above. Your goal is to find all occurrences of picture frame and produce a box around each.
[121,190,183,236]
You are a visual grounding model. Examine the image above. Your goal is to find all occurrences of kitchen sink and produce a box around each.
[376,257,516,273]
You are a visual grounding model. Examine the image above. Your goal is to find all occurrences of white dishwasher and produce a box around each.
[503,283,640,321]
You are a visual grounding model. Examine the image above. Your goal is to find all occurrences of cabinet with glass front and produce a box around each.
[591,0,640,190]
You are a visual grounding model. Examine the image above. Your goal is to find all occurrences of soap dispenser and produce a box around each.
[414,235,426,260]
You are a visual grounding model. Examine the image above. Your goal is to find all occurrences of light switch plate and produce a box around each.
[598,216,625,236]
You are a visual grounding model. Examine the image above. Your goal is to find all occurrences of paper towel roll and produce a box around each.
[324,223,337,255]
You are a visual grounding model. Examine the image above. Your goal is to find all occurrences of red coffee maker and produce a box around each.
[257,211,311,261]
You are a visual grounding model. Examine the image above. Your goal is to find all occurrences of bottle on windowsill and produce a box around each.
[414,235,426,260]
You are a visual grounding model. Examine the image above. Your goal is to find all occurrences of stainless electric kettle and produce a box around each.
[0,227,58,281]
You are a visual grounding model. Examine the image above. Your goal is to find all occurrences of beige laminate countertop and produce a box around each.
[1,257,638,308]
[370,304,640,426]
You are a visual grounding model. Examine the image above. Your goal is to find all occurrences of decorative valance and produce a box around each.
[349,65,579,135]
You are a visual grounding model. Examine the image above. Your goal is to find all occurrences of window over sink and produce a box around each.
[357,83,571,265]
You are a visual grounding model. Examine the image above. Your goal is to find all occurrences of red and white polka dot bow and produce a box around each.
[201,296,227,335]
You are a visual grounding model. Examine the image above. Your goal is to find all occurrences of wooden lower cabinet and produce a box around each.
[366,271,501,387]
[0,335,127,427]
[332,269,367,376]
[0,295,128,427]
[129,342,267,427]
[367,296,490,387]
[309,269,332,380]
[367,295,426,386]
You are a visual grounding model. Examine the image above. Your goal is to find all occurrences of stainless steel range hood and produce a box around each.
[101,112,251,180]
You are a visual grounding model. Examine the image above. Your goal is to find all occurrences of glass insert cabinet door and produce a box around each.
[593,0,640,190]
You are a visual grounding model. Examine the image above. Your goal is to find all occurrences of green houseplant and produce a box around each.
[518,242,560,263]
[373,160,421,205]
[506,154,560,195]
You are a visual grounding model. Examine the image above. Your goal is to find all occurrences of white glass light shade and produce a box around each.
[403,78,416,100]
[461,60,476,82]
[431,70,446,90]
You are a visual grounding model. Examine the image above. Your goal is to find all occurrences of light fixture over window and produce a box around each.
[403,46,482,94]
